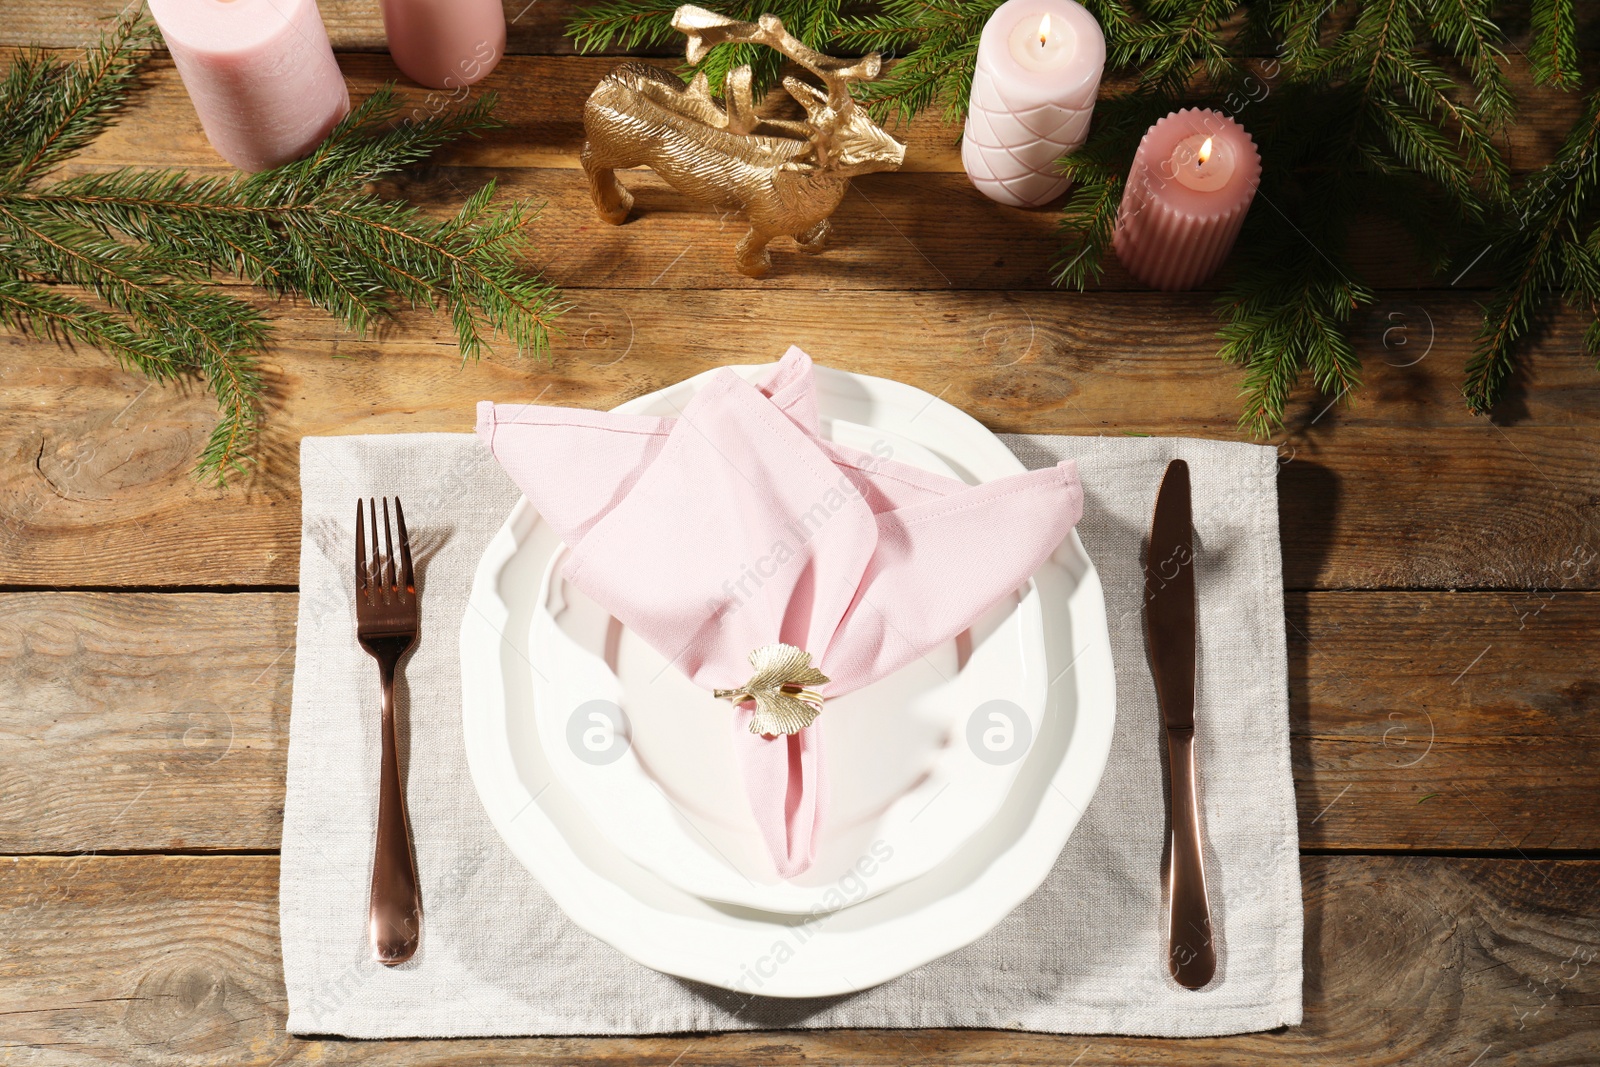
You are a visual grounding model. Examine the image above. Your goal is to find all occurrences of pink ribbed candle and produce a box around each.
[148,0,350,173]
[379,0,505,91]
[1112,109,1261,291]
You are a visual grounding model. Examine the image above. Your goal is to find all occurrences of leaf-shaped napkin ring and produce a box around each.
[714,643,830,736]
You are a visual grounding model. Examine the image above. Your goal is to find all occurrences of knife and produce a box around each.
[1144,458,1216,990]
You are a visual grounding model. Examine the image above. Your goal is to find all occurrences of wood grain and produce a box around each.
[376,164,1480,292]
[4,289,1598,590]
[2,591,1594,854]
[44,54,1587,181]
[29,154,1517,292]
[1290,593,1600,851]
[2,10,1596,1066]
[47,78,1529,293]
[0,593,292,854]
[1,854,1596,1065]
[1,0,635,56]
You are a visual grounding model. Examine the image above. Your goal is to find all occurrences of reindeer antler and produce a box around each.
[669,6,885,168]
[672,7,882,112]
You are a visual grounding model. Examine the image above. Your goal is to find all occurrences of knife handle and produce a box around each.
[1166,727,1215,989]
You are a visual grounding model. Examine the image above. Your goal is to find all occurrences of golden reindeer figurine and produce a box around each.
[581,5,906,277]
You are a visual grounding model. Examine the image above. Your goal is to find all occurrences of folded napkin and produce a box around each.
[477,347,1084,876]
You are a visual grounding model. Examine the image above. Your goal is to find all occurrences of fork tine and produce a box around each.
[369,497,380,600]
[394,497,415,598]
[355,500,367,599]
[382,497,397,598]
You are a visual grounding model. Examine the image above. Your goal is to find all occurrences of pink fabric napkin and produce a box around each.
[477,347,1083,878]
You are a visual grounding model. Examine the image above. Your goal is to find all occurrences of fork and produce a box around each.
[355,497,422,965]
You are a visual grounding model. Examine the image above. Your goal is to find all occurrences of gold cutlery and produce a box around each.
[1144,459,1216,990]
[355,497,422,965]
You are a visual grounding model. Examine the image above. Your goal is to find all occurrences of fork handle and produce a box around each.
[370,655,422,965]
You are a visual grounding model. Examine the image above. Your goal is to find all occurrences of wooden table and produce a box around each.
[3,4,1598,1064]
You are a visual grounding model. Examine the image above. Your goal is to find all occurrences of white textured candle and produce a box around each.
[148,0,350,173]
[962,0,1105,208]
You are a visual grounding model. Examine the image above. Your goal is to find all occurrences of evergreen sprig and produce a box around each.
[1465,86,1600,413]
[0,13,562,482]
[572,0,1594,431]
[1050,0,1515,431]
[834,0,993,126]
[570,0,848,96]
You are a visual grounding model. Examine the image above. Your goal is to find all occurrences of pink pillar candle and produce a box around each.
[1112,108,1262,290]
[148,0,350,173]
[380,0,505,91]
[962,0,1104,208]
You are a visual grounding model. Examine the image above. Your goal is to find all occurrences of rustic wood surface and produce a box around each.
[2,591,1596,855]
[2,4,1597,1065]
[2,856,1596,1065]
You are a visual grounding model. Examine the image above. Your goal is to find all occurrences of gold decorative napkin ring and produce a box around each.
[714,643,830,736]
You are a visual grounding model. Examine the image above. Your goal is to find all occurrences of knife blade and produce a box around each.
[1144,458,1216,990]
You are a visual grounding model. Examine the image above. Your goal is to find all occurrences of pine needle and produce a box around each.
[571,0,847,97]
[1528,0,1579,90]
[562,0,1593,429]
[0,12,563,484]
[1465,87,1600,414]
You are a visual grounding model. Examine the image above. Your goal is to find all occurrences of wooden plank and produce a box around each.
[49,56,970,175]
[35,156,1494,292]
[28,52,1490,296]
[48,54,1586,180]
[2,289,1598,589]
[0,0,643,56]
[39,66,1510,291]
[2,591,1595,853]
[1290,593,1600,851]
[1,854,1596,1064]
[371,164,1471,292]
[0,593,292,854]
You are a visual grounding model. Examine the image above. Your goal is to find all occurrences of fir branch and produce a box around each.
[0,272,170,376]
[1528,0,1579,89]
[1126,0,1243,95]
[1052,172,1124,289]
[1052,95,1173,288]
[1385,48,1507,200]
[841,0,993,126]
[0,14,155,186]
[569,0,703,53]
[1,12,563,482]
[1218,242,1374,435]
[1465,86,1600,413]
[1423,0,1513,125]
[571,0,846,96]
[1263,0,1337,74]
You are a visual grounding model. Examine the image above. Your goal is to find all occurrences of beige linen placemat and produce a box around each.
[281,430,1300,1037]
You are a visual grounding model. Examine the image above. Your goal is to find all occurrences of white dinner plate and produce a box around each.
[528,413,1050,913]
[461,361,1117,996]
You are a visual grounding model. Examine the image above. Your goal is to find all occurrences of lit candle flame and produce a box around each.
[1197,137,1214,165]
[1038,12,1051,46]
